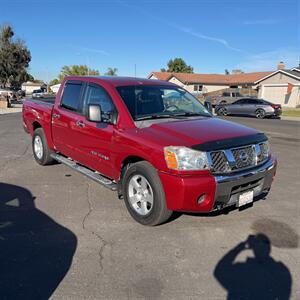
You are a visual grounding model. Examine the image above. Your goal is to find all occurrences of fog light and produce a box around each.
[197,194,206,204]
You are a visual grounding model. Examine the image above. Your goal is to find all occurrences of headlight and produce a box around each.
[164,146,209,170]
[260,141,270,159]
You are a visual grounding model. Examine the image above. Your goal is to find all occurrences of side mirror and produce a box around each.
[87,104,102,122]
[204,101,213,113]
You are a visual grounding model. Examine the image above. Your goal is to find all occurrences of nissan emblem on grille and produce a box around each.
[209,142,268,174]
[239,151,248,163]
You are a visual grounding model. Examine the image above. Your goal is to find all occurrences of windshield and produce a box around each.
[116,85,211,121]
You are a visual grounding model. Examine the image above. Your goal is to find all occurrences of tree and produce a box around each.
[225,69,230,75]
[58,65,100,81]
[105,67,118,76]
[164,58,193,73]
[0,25,31,88]
[9,71,34,89]
[160,68,166,72]
[49,78,60,86]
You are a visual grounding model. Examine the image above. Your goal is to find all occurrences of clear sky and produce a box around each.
[1,0,299,81]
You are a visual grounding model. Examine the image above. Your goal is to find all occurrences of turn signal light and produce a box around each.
[165,149,178,169]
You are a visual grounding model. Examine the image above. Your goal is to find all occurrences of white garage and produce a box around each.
[255,68,300,108]
[261,84,300,107]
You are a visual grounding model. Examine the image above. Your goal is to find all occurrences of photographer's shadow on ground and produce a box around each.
[0,183,77,300]
[214,234,292,300]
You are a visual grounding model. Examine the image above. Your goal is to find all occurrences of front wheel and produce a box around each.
[122,161,172,226]
[216,107,228,116]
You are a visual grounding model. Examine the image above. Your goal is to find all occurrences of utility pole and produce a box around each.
[87,56,90,76]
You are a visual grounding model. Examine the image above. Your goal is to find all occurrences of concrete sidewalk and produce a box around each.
[281,116,300,121]
[0,104,22,115]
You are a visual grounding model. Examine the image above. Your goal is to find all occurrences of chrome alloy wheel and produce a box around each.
[128,175,154,216]
[34,135,43,159]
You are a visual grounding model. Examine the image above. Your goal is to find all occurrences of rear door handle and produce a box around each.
[53,113,60,119]
[76,120,85,128]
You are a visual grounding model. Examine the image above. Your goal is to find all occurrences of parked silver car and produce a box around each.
[215,98,282,119]
[32,89,46,98]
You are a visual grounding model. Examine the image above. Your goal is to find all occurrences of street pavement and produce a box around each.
[0,113,299,299]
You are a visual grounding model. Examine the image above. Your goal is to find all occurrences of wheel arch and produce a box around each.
[119,155,147,180]
[116,155,150,198]
[32,121,42,131]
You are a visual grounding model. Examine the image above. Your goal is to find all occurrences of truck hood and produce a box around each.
[141,117,259,147]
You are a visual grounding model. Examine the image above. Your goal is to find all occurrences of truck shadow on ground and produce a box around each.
[0,183,77,300]
[213,219,298,300]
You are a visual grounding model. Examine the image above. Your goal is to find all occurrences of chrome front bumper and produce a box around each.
[213,156,277,210]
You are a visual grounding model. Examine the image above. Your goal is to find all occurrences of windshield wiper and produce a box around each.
[172,112,211,117]
[135,114,185,121]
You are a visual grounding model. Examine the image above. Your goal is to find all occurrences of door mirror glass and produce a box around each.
[87,104,102,122]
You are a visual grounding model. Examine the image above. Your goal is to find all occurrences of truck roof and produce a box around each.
[64,76,176,87]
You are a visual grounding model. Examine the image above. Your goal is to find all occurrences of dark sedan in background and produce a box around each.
[215,98,282,119]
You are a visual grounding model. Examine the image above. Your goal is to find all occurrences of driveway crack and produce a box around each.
[82,183,109,271]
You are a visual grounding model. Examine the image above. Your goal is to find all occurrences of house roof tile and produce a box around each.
[149,71,272,85]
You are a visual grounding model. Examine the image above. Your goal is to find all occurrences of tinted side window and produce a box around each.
[223,92,230,97]
[248,99,258,104]
[85,84,115,114]
[234,99,245,104]
[61,82,83,112]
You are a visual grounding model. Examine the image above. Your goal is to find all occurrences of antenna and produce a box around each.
[134,64,137,77]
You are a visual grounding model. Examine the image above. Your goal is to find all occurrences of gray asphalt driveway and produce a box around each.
[0,113,299,299]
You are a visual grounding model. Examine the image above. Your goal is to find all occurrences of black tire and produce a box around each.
[216,107,228,116]
[122,161,172,226]
[255,109,266,119]
[32,128,55,165]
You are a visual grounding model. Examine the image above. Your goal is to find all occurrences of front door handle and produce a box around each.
[76,120,85,128]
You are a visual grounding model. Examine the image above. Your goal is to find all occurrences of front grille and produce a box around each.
[210,151,230,173]
[231,146,255,169]
[209,142,269,174]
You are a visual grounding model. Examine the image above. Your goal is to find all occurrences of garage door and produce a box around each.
[262,85,286,105]
[262,85,300,107]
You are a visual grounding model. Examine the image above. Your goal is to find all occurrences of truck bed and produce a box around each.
[22,97,55,149]
[27,97,56,106]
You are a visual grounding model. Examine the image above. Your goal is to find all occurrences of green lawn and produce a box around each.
[282,108,300,117]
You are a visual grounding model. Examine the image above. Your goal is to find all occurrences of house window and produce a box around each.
[193,85,203,92]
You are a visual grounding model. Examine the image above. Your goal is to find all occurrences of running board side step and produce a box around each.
[50,153,117,191]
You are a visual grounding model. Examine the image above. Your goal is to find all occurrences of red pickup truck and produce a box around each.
[23,76,277,225]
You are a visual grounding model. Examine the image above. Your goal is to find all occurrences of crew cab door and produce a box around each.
[74,82,117,179]
[52,80,86,161]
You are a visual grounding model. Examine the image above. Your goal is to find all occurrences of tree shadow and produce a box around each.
[214,234,292,300]
[0,183,77,300]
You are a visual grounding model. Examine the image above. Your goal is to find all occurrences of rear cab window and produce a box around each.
[60,81,84,113]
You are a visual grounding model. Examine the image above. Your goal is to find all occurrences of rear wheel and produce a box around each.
[122,161,172,226]
[255,109,266,119]
[32,128,55,165]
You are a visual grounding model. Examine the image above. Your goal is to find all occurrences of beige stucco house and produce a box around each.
[255,67,300,108]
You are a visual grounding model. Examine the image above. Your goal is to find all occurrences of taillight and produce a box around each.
[272,104,281,109]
